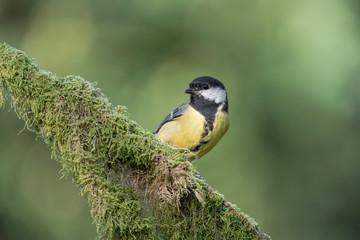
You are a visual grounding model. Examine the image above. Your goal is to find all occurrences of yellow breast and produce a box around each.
[157,106,229,161]
[194,110,229,159]
[157,106,206,150]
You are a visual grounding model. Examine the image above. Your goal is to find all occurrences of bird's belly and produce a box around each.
[157,107,205,150]
[195,111,229,159]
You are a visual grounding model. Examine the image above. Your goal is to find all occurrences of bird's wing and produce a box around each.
[154,100,190,135]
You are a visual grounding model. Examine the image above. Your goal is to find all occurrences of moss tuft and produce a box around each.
[0,43,271,240]
[0,89,3,108]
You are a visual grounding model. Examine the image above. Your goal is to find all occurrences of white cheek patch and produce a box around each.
[199,87,227,104]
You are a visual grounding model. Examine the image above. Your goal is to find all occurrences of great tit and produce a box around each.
[155,76,229,161]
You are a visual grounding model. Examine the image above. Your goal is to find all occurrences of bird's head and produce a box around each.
[185,76,227,105]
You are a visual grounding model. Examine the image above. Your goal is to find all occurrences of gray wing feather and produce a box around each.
[155,100,190,135]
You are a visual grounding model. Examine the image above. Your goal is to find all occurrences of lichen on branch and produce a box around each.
[0,43,271,240]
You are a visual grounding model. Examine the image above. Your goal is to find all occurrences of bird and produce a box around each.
[155,76,229,161]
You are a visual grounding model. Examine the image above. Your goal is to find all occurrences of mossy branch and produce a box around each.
[0,43,271,240]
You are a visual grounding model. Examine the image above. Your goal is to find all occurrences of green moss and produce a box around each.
[0,89,3,108]
[0,43,271,240]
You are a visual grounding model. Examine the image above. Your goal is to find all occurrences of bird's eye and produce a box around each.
[203,85,209,90]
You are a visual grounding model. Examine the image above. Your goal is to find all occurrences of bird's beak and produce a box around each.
[184,88,195,94]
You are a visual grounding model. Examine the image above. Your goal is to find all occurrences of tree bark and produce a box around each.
[0,43,271,240]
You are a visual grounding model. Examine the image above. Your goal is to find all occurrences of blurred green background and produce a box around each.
[1,0,360,239]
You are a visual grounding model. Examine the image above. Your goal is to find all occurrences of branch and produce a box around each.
[0,43,271,240]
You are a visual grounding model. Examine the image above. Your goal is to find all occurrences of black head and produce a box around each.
[185,76,227,105]
[185,76,225,93]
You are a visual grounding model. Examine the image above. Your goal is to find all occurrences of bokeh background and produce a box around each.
[1,0,360,239]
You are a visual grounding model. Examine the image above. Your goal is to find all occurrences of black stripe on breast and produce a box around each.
[190,140,210,152]
[189,97,220,131]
